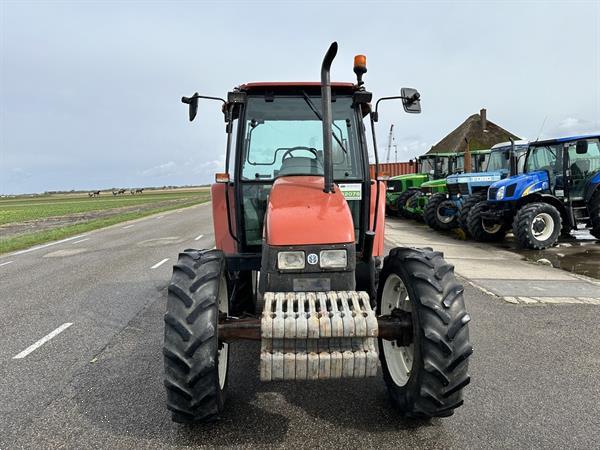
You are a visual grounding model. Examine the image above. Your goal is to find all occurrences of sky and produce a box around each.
[1,0,599,194]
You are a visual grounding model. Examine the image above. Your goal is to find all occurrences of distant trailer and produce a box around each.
[370,162,416,179]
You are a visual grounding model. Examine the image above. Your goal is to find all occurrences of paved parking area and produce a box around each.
[385,218,600,304]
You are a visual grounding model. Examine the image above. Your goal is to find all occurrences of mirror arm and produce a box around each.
[181,94,226,105]
[373,94,420,121]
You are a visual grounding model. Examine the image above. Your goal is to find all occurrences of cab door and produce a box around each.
[565,139,600,200]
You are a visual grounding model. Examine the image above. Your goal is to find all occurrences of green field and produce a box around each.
[0,189,211,254]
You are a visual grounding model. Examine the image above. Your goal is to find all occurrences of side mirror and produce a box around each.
[182,93,199,122]
[401,88,421,114]
[576,140,588,154]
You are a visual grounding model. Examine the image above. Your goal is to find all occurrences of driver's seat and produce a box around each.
[278,157,323,177]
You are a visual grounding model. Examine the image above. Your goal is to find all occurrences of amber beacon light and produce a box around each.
[353,54,367,85]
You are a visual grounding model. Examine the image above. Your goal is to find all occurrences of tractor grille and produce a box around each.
[458,183,470,195]
[421,186,432,195]
[447,184,459,195]
[488,187,498,200]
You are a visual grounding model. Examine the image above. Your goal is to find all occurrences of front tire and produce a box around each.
[377,247,472,418]
[396,190,415,218]
[467,201,507,242]
[405,192,424,221]
[424,193,457,231]
[458,195,484,235]
[513,202,562,249]
[163,249,230,423]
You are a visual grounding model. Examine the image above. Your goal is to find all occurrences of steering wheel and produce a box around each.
[281,146,320,161]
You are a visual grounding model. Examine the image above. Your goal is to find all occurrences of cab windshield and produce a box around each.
[419,156,435,174]
[487,145,528,172]
[241,96,362,181]
[525,144,560,173]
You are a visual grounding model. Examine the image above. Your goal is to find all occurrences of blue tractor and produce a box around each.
[424,141,528,233]
[468,135,600,249]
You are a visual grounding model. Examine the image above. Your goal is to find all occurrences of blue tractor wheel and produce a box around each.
[512,202,562,249]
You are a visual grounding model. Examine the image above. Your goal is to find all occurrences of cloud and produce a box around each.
[140,161,177,177]
[541,117,600,139]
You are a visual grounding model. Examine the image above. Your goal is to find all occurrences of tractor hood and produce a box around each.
[389,173,429,182]
[488,171,550,202]
[421,178,446,188]
[264,176,355,246]
[447,171,504,185]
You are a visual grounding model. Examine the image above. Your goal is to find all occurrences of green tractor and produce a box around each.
[403,150,490,221]
[386,153,454,217]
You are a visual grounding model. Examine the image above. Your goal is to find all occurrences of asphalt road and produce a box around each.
[1,204,599,449]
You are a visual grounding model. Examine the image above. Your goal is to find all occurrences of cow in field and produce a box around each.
[88,190,100,197]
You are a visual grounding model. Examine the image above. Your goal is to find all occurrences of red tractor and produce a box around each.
[165,43,471,423]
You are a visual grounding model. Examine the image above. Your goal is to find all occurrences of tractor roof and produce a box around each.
[238,82,357,95]
[491,140,529,150]
[530,134,600,146]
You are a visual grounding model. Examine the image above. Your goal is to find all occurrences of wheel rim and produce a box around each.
[217,275,228,389]
[436,202,455,224]
[482,220,502,234]
[381,273,413,387]
[531,212,554,241]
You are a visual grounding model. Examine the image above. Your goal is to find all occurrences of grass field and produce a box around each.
[0,188,211,254]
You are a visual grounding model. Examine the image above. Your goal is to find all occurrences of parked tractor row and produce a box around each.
[388,135,600,249]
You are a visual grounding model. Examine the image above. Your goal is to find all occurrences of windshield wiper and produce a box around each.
[301,91,347,153]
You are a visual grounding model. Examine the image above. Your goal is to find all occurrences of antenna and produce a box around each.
[535,115,548,142]
[386,124,394,162]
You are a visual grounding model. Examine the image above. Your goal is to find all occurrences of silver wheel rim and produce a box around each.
[482,220,502,234]
[531,212,554,241]
[381,273,413,387]
[436,202,454,224]
[218,275,228,389]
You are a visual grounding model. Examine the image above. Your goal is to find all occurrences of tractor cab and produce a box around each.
[475,134,600,248]
[417,152,456,180]
[229,82,368,254]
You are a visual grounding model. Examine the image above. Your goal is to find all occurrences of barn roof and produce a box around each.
[428,109,520,154]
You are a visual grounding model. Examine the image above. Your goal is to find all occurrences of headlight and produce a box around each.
[278,251,305,270]
[319,249,347,269]
[496,186,505,200]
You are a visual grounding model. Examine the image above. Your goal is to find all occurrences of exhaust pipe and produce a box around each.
[321,42,338,193]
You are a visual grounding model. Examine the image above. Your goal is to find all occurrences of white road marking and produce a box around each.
[194,234,204,241]
[72,238,90,244]
[12,323,73,359]
[151,258,169,269]
[11,235,88,256]
[156,215,164,219]
[0,260,14,267]
[122,224,134,229]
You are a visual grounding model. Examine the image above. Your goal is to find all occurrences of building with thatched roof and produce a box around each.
[428,109,520,154]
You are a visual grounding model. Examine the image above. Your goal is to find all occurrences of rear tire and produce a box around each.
[424,193,457,231]
[163,249,229,423]
[467,201,507,242]
[513,202,562,249]
[377,247,472,418]
[589,189,600,240]
[458,195,484,235]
